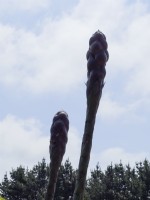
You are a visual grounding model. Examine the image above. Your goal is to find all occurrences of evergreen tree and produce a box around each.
[55,159,76,199]
[0,174,10,199]
[136,159,150,199]
[0,159,75,200]
[6,166,27,200]
[1,159,150,199]
[86,160,150,199]
[0,159,49,200]
[86,163,105,199]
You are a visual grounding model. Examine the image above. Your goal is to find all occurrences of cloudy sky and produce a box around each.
[1,0,150,181]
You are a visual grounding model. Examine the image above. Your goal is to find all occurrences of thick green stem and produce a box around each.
[73,80,104,200]
[73,30,108,200]
[45,158,62,200]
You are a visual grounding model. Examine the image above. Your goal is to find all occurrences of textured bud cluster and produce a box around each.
[86,30,109,81]
[50,111,69,160]
[46,111,69,200]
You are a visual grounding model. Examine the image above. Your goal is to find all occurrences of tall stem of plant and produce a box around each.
[45,111,69,200]
[73,31,109,200]
[46,159,62,200]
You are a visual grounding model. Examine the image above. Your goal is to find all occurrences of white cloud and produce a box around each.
[99,95,127,120]
[0,0,50,11]
[0,0,150,97]
[126,65,150,97]
[98,94,146,123]
[64,127,81,168]
[0,114,149,181]
[91,147,150,171]
[0,114,49,181]
[108,5,150,98]
[0,20,87,94]
[0,114,81,181]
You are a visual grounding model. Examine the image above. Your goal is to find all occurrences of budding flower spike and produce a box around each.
[50,111,69,160]
[73,31,109,200]
[46,111,69,200]
[86,30,109,95]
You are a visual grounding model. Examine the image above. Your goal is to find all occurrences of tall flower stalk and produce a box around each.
[73,31,109,200]
[45,111,69,200]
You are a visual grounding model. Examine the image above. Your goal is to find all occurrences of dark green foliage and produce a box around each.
[86,163,105,199]
[54,159,76,199]
[86,159,150,200]
[0,159,76,200]
[1,159,150,199]
[0,159,49,200]
[1,166,27,200]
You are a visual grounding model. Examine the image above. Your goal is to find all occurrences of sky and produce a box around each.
[0,0,150,181]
